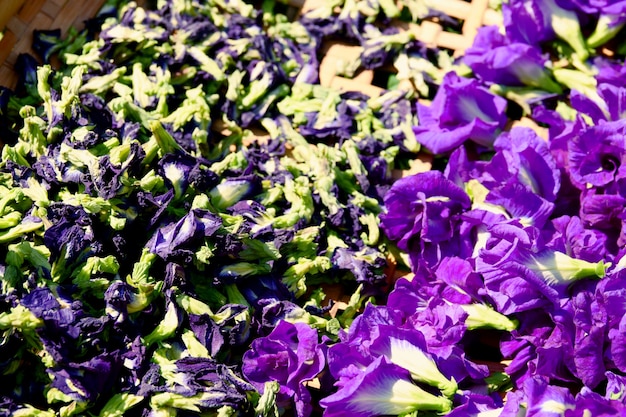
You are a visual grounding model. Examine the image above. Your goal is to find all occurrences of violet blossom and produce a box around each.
[380,170,472,270]
[464,25,562,92]
[502,0,588,59]
[559,0,626,47]
[476,221,606,315]
[412,72,508,154]
[242,320,325,417]
[567,119,626,190]
[500,376,575,417]
[320,356,452,417]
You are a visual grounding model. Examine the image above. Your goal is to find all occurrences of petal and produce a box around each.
[320,357,452,417]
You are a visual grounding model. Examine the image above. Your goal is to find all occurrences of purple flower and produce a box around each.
[533,307,578,384]
[43,203,94,264]
[597,270,626,374]
[490,127,561,202]
[503,0,588,59]
[565,0,626,47]
[445,393,504,417]
[578,188,626,248]
[173,357,252,406]
[380,170,471,269]
[567,389,626,416]
[367,325,458,396]
[412,72,507,154]
[605,371,626,404]
[467,127,560,227]
[570,82,626,124]
[320,356,452,417]
[547,215,610,263]
[476,222,606,315]
[568,119,626,190]
[242,320,325,417]
[47,351,123,402]
[594,57,626,87]
[570,283,607,388]
[464,26,561,92]
[521,377,575,417]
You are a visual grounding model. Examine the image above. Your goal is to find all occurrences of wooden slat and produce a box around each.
[0,30,17,66]
[40,1,63,20]
[18,0,49,24]
[0,0,26,31]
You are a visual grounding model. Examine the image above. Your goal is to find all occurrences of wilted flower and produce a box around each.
[147,209,222,261]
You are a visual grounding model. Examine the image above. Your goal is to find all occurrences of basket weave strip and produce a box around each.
[0,0,107,89]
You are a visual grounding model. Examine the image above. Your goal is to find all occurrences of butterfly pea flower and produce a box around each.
[445,393,504,417]
[47,350,124,404]
[187,304,251,356]
[331,246,387,285]
[326,300,487,397]
[477,222,607,315]
[381,170,471,269]
[242,320,326,417]
[605,372,626,404]
[208,175,262,212]
[567,119,626,190]
[320,356,452,417]
[568,71,626,125]
[568,389,626,416]
[596,270,626,374]
[548,215,610,264]
[464,26,562,93]
[413,72,508,154]
[172,357,253,406]
[565,0,626,47]
[490,127,560,201]
[360,25,417,70]
[500,376,575,417]
[43,203,95,267]
[370,326,459,396]
[472,129,559,227]
[158,152,219,200]
[503,0,589,60]
[567,283,609,389]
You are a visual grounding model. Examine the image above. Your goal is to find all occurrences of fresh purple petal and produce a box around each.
[381,170,470,255]
[320,356,452,417]
[413,72,507,154]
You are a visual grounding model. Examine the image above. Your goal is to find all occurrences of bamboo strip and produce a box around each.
[0,0,26,31]
[0,0,108,89]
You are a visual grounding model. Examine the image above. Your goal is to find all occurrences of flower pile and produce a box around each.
[2,0,626,416]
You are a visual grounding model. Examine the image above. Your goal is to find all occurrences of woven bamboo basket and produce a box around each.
[0,0,111,89]
[0,0,510,380]
[0,0,499,91]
